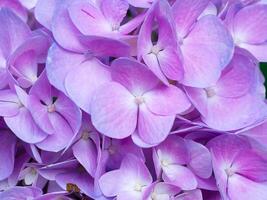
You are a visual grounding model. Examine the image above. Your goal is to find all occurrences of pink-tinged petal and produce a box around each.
[99,154,152,197]
[4,107,47,144]
[72,138,97,177]
[0,186,42,199]
[56,170,95,197]
[207,135,250,199]
[155,135,188,167]
[175,189,203,200]
[181,15,234,88]
[111,57,159,96]
[239,120,267,149]
[65,59,111,114]
[36,113,75,152]
[99,170,132,196]
[67,1,110,36]
[172,0,209,38]
[119,13,146,35]
[185,139,212,179]
[228,175,267,200]
[117,191,143,200]
[131,131,156,148]
[35,0,56,29]
[239,42,267,62]
[54,92,82,134]
[0,0,28,22]
[0,90,20,117]
[127,0,153,8]
[215,53,255,98]
[8,50,37,88]
[91,82,137,139]
[120,154,153,184]
[145,182,180,198]
[51,0,86,52]
[138,104,174,145]
[233,4,267,44]
[196,176,218,191]
[30,71,54,104]
[142,53,169,85]
[157,47,184,81]
[204,94,267,131]
[0,131,16,180]
[27,95,54,134]
[232,150,267,182]
[138,0,182,83]
[162,165,198,190]
[46,44,84,93]
[144,85,191,115]
[79,35,131,57]
[100,0,129,26]
[0,8,31,56]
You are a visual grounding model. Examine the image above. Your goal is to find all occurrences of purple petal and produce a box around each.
[72,138,97,177]
[111,58,159,96]
[172,0,209,38]
[181,15,234,87]
[46,43,84,93]
[185,139,212,179]
[233,4,267,44]
[35,0,56,29]
[100,0,128,27]
[64,58,111,114]
[0,8,31,56]
[162,165,198,190]
[138,104,175,145]
[0,131,16,180]
[0,186,42,199]
[143,85,191,115]
[91,82,138,139]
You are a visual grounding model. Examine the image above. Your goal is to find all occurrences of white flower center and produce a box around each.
[161,159,170,167]
[225,168,235,177]
[204,87,216,98]
[150,45,162,55]
[47,104,56,113]
[135,96,145,105]
[134,183,143,192]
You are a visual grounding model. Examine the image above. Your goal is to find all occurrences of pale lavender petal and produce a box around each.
[143,85,191,115]
[185,139,212,179]
[233,4,267,44]
[72,138,97,177]
[91,82,137,139]
[111,58,159,96]
[35,0,56,29]
[181,15,234,87]
[138,104,175,145]
[65,58,111,114]
[162,165,198,190]
[172,0,209,38]
[46,43,84,93]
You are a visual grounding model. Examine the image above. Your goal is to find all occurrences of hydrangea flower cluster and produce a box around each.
[0,0,267,199]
